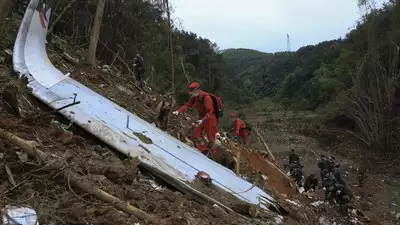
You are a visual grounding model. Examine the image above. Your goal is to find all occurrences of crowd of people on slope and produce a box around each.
[286,150,355,213]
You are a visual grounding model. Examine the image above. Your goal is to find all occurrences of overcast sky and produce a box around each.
[171,0,384,53]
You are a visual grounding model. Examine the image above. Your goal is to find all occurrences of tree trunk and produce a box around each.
[0,0,12,34]
[165,0,175,93]
[86,0,106,67]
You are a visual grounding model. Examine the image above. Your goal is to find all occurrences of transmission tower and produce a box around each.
[286,34,291,52]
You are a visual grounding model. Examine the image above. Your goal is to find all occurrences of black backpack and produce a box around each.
[201,95,224,119]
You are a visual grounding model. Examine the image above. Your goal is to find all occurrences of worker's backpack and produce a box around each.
[201,94,224,119]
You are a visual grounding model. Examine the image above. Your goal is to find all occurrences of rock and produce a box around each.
[58,130,74,144]
[211,204,227,218]
[164,189,176,202]
[319,216,330,225]
[70,203,86,220]
[16,151,28,163]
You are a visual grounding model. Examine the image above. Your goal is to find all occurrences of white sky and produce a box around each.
[171,0,386,52]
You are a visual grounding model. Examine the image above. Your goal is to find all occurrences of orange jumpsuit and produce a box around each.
[177,91,218,158]
[232,118,248,144]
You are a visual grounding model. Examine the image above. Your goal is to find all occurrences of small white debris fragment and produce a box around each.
[298,186,305,193]
[396,212,400,220]
[140,179,163,191]
[2,205,39,225]
[285,199,301,207]
[274,215,283,224]
[261,174,268,181]
[318,216,330,225]
[311,201,324,207]
[64,72,71,77]
[5,49,12,55]
[16,152,28,163]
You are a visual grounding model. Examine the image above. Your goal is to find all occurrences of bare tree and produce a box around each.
[165,0,175,93]
[86,0,106,67]
[0,0,12,34]
[48,0,77,36]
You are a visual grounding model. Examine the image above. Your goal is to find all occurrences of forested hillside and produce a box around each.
[222,2,399,111]
[223,1,400,152]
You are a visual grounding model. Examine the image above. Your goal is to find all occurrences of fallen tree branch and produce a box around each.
[48,0,77,36]
[254,128,276,163]
[0,128,161,224]
[180,57,190,84]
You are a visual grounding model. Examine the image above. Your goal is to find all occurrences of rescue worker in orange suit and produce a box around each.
[229,113,248,144]
[172,82,218,159]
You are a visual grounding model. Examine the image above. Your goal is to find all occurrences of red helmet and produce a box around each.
[189,82,200,94]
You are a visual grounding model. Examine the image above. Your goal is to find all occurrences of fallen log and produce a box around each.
[0,127,161,224]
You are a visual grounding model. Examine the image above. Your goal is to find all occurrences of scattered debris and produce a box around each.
[2,205,38,225]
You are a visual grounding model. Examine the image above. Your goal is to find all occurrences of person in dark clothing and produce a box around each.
[133,53,145,88]
[357,168,365,188]
[322,172,336,201]
[327,156,336,172]
[318,155,329,179]
[332,183,351,214]
[289,161,303,185]
[289,149,300,164]
[304,173,318,192]
[333,163,346,185]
